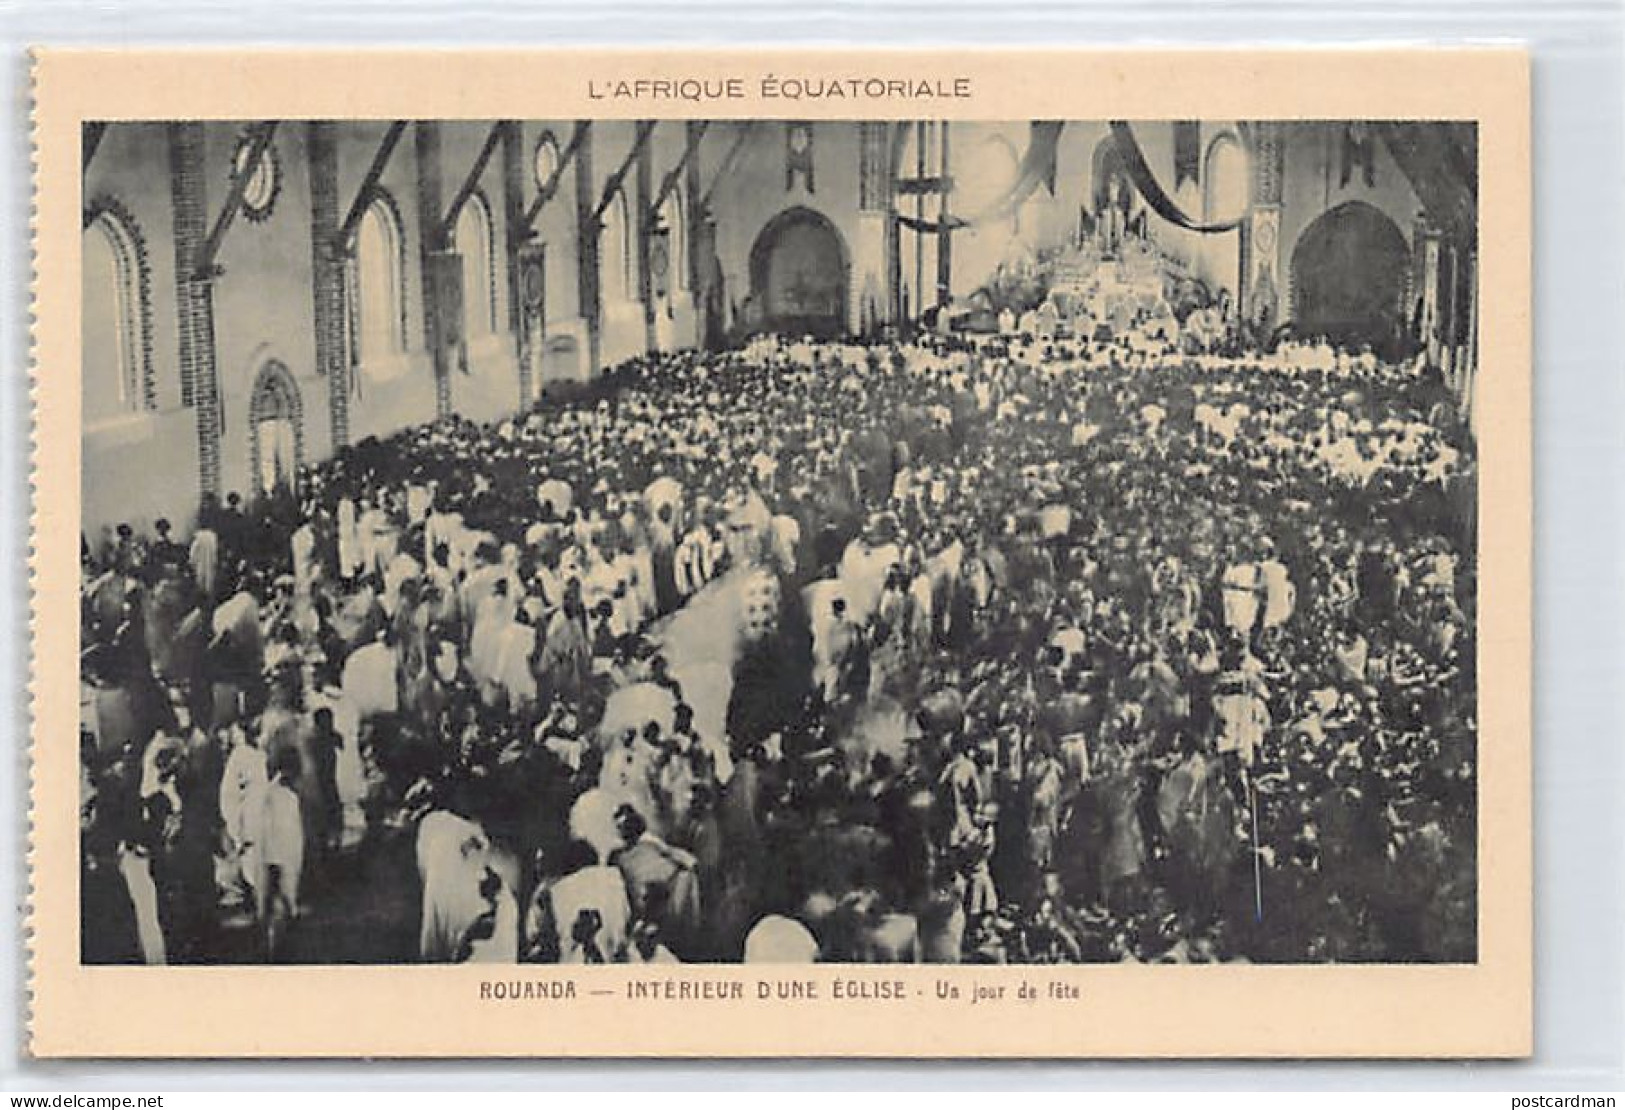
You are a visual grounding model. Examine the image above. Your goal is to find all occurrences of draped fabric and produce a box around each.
[1107,121,1244,234]
[893,121,1065,235]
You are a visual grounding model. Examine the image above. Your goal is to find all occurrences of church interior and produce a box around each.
[82,119,1478,538]
[80,119,1482,968]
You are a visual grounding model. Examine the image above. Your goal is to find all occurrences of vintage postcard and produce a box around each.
[29,48,1531,1057]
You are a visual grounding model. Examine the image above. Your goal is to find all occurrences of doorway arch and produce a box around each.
[748,206,849,338]
[1290,201,1411,356]
[247,360,304,499]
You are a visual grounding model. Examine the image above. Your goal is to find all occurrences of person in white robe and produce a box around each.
[341,632,400,721]
[1220,557,1264,639]
[188,524,219,600]
[406,480,434,526]
[416,809,519,963]
[336,496,361,581]
[469,580,519,694]
[290,522,317,598]
[1259,551,1296,630]
[113,829,166,965]
[491,612,538,711]
[262,750,306,924]
[218,724,269,918]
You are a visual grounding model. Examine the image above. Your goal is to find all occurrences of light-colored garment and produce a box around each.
[1259,559,1296,628]
[337,498,360,579]
[545,865,632,964]
[342,640,399,720]
[290,524,316,596]
[119,846,166,965]
[219,740,269,906]
[1221,562,1263,635]
[262,779,305,915]
[188,528,219,598]
[417,811,518,963]
[743,914,819,964]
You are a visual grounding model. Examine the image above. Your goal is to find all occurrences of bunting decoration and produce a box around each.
[892,121,1063,234]
[1107,121,1243,234]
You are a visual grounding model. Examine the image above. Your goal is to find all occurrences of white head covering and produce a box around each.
[742,915,819,964]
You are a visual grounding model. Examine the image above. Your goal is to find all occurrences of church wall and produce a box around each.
[441,120,524,424]
[512,120,590,391]
[205,122,327,504]
[332,121,441,445]
[947,122,1060,304]
[1278,122,1426,321]
[704,121,864,335]
[81,122,195,539]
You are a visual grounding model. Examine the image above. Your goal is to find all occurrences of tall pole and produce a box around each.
[914,121,926,328]
[936,121,952,312]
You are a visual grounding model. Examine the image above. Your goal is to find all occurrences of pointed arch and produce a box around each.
[657,185,688,293]
[748,206,850,338]
[1202,132,1248,224]
[600,186,633,304]
[454,187,498,337]
[247,359,304,498]
[1290,200,1411,356]
[82,198,154,420]
[354,188,408,365]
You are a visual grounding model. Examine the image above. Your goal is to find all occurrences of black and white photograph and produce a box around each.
[75,115,1481,971]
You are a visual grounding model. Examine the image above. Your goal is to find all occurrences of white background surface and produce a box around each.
[1,0,1621,1092]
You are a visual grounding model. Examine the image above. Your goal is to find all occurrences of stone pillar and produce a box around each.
[637,124,656,355]
[308,122,349,452]
[167,121,220,503]
[574,123,601,375]
[414,121,453,420]
[1242,121,1285,339]
[500,121,532,408]
[936,121,952,311]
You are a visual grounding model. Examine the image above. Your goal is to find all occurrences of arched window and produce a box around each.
[454,190,497,337]
[354,192,406,362]
[657,186,687,293]
[82,205,151,422]
[1203,133,1248,224]
[599,187,633,304]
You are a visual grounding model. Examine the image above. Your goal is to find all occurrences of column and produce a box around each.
[575,123,601,375]
[308,122,349,452]
[167,122,220,503]
[414,121,453,420]
[1242,121,1285,340]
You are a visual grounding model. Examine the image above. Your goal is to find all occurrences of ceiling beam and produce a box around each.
[193,121,278,280]
[699,121,756,214]
[649,120,709,218]
[591,120,658,225]
[439,121,508,242]
[520,120,590,234]
[82,122,107,175]
[334,120,409,254]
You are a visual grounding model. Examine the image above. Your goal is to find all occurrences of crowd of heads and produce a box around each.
[79,317,1478,966]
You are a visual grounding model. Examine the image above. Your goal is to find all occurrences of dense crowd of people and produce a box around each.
[79,320,1478,967]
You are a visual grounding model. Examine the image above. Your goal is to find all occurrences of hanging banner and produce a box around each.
[1107,120,1243,234]
[893,121,1063,234]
